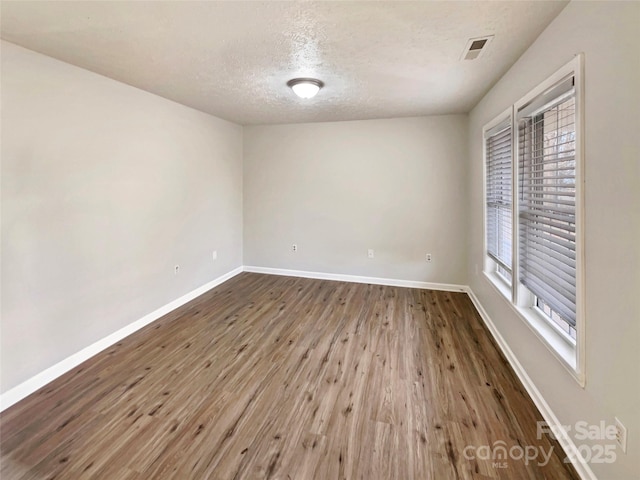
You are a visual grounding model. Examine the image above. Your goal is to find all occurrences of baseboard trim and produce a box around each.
[465,287,597,480]
[243,265,467,292]
[0,266,243,412]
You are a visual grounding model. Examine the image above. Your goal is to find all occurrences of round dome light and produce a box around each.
[287,78,324,99]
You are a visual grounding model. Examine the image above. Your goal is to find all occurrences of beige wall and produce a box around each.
[243,116,468,285]
[1,41,243,393]
[467,2,640,478]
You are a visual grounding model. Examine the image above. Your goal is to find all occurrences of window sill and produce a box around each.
[482,270,585,387]
[515,306,583,386]
[483,270,511,300]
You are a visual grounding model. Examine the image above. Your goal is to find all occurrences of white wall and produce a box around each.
[1,41,243,394]
[243,116,468,285]
[467,2,640,479]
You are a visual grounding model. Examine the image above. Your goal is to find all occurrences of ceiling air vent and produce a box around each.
[461,35,494,60]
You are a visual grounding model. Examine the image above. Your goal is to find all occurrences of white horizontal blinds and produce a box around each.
[486,122,512,278]
[518,76,577,326]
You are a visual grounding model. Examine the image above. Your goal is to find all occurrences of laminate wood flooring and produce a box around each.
[0,272,579,479]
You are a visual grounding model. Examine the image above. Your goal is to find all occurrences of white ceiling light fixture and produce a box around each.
[287,78,324,99]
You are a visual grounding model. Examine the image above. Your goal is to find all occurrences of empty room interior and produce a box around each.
[1,1,639,479]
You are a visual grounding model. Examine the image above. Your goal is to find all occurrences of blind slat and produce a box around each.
[519,232,576,262]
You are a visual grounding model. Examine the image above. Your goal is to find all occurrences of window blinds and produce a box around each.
[518,79,577,326]
[486,123,512,275]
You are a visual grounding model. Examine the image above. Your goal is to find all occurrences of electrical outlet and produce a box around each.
[426,253,432,262]
[368,249,374,259]
[615,417,627,453]
[212,250,217,261]
[292,244,298,253]
[174,265,180,275]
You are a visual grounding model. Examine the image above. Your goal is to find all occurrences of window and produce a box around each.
[518,83,576,340]
[481,56,584,383]
[517,76,577,342]
[485,117,513,286]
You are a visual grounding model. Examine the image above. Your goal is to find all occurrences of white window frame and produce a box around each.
[482,107,514,300]
[482,55,585,386]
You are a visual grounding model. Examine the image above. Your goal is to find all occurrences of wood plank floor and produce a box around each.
[1,272,578,479]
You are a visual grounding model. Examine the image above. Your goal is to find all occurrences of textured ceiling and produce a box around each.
[0,1,568,125]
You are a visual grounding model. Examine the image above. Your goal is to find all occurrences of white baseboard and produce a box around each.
[465,287,597,480]
[243,265,467,292]
[0,266,243,412]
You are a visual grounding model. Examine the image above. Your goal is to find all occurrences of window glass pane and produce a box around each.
[486,123,512,281]
[519,82,577,329]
